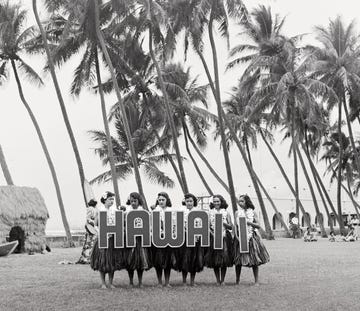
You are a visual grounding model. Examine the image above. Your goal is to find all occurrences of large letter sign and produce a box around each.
[98,210,124,248]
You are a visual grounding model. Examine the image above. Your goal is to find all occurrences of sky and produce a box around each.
[1,0,360,232]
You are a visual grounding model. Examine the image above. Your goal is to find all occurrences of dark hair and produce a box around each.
[155,192,172,207]
[209,195,228,209]
[330,231,335,235]
[182,193,198,207]
[126,192,144,206]
[87,199,97,207]
[100,191,115,204]
[239,194,255,210]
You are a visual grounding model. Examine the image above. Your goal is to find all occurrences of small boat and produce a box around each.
[0,240,19,257]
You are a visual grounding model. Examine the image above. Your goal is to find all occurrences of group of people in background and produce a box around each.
[78,191,270,289]
[328,226,358,242]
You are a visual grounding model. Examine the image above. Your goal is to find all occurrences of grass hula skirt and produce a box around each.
[233,230,270,267]
[90,235,127,272]
[151,244,177,270]
[205,230,233,268]
[180,236,205,273]
[126,236,152,271]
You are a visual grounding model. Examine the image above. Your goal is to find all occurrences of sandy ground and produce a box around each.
[1,238,359,311]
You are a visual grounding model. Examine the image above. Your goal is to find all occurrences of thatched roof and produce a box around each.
[0,186,49,222]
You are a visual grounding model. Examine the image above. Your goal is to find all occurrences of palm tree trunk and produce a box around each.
[11,60,73,247]
[148,32,188,193]
[93,0,148,210]
[207,12,238,217]
[32,0,87,207]
[300,140,340,224]
[301,143,334,232]
[94,49,121,207]
[296,147,327,237]
[244,136,253,167]
[343,94,360,171]
[337,101,345,234]
[182,121,213,196]
[260,131,309,222]
[290,96,303,225]
[185,124,229,192]
[153,130,185,194]
[0,145,14,185]
[220,108,274,239]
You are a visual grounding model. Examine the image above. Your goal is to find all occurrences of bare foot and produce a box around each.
[216,282,221,286]
[156,284,163,288]
[253,282,260,287]
[109,284,116,289]
[100,284,107,289]
[164,284,172,288]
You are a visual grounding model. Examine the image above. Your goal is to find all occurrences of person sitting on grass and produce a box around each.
[304,227,317,242]
[329,231,336,242]
[343,226,357,242]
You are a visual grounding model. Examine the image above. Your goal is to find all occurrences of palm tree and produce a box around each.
[308,17,360,231]
[321,131,357,233]
[32,0,88,208]
[223,89,290,234]
[0,144,14,185]
[145,0,189,193]
[227,4,287,70]
[161,62,214,194]
[42,0,122,206]
[168,0,245,217]
[246,36,337,227]
[92,0,149,208]
[0,1,73,246]
[90,103,175,189]
[311,17,360,172]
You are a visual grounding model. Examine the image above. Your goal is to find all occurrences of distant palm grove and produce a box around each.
[1,0,360,245]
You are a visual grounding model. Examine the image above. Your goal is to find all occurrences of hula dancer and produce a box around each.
[205,195,233,285]
[233,195,270,285]
[77,199,98,264]
[180,193,205,286]
[125,192,152,287]
[90,191,122,289]
[151,192,177,287]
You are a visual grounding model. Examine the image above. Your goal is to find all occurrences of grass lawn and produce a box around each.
[1,238,359,311]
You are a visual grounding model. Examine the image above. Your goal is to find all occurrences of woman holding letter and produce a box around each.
[125,192,152,287]
[205,195,233,285]
[179,193,205,286]
[151,192,177,287]
[233,195,270,285]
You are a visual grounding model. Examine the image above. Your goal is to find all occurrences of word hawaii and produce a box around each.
[98,210,250,253]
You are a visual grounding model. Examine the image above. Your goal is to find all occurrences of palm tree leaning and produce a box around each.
[309,17,360,233]
[145,0,189,194]
[0,144,14,185]
[161,62,214,195]
[44,1,122,206]
[32,0,88,208]
[0,1,73,246]
[92,0,148,209]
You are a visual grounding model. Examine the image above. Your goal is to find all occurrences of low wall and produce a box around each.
[45,234,85,248]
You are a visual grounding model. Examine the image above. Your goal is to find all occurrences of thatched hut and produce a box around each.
[0,186,49,253]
